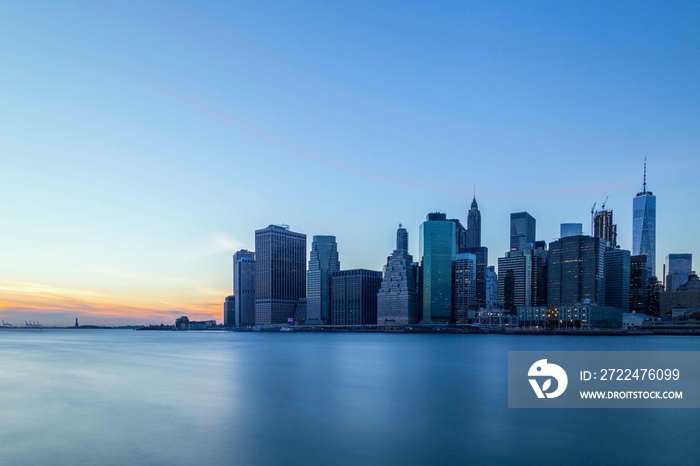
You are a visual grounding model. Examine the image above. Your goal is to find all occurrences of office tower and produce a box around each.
[466,196,481,248]
[630,255,649,313]
[593,209,617,248]
[377,225,419,325]
[510,212,536,251]
[223,295,235,327]
[560,223,583,238]
[485,266,497,310]
[254,225,306,325]
[666,254,693,292]
[306,235,340,324]
[605,248,630,312]
[632,160,656,277]
[497,248,546,312]
[420,213,456,323]
[233,249,256,326]
[331,269,382,325]
[452,253,477,323]
[464,246,488,308]
[547,236,606,307]
[449,218,469,253]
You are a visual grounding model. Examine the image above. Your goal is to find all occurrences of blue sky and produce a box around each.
[1,1,698,324]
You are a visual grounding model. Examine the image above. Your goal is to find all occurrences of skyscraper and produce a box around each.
[485,266,497,311]
[452,252,476,323]
[560,223,583,238]
[466,196,481,248]
[331,269,382,325]
[420,213,455,323]
[593,209,617,248]
[233,249,256,327]
[497,248,546,312]
[464,246,488,308]
[666,254,692,292]
[377,225,419,325]
[547,236,606,307]
[510,212,536,251]
[254,225,306,325]
[605,248,630,312]
[630,255,649,314]
[633,160,656,277]
[223,295,235,327]
[306,235,340,324]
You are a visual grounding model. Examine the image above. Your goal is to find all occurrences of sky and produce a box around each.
[1,1,699,326]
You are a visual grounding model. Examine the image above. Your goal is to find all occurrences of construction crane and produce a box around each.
[601,195,609,211]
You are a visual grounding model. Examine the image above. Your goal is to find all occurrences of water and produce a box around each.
[0,330,698,465]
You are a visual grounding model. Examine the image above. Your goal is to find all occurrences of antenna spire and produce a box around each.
[643,157,647,193]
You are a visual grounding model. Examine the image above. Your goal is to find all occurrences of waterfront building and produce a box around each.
[666,254,692,292]
[510,212,536,251]
[224,295,235,327]
[622,312,652,328]
[630,255,649,314]
[517,305,623,329]
[466,196,481,248]
[485,266,497,310]
[377,225,419,325]
[547,235,606,307]
[233,249,256,326]
[604,248,630,312]
[632,160,656,277]
[306,235,340,324]
[420,213,456,323]
[497,247,546,312]
[453,253,477,323]
[560,223,583,238]
[593,209,617,248]
[331,269,382,325]
[254,225,306,325]
[660,272,700,316]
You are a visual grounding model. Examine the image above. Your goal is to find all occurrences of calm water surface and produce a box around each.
[0,330,698,465]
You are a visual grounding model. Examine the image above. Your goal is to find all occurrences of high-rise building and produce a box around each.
[452,253,477,323]
[233,249,256,327]
[466,196,481,248]
[485,266,498,310]
[331,269,382,325]
[420,213,455,323]
[593,209,617,248]
[306,235,340,324]
[449,218,469,253]
[254,225,306,325]
[223,295,235,327]
[497,247,546,312]
[510,212,536,251]
[630,254,649,314]
[633,160,656,277]
[666,254,692,292]
[547,236,606,307]
[377,225,419,325]
[605,248,630,312]
[464,246,488,308]
[560,223,583,238]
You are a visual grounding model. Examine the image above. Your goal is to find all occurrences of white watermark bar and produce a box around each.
[508,351,700,408]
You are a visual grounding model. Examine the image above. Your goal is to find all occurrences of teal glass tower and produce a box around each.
[420,213,455,323]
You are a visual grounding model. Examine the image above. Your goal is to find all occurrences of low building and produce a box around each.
[518,305,623,329]
[660,272,700,316]
[622,312,652,328]
[175,316,217,330]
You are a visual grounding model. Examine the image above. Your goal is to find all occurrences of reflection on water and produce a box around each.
[0,330,698,465]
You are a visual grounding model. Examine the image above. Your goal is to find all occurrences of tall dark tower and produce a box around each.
[396,223,409,252]
[466,196,481,248]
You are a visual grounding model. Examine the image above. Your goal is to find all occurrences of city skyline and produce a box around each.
[1,2,698,325]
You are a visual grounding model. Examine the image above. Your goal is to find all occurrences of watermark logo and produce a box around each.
[528,359,568,399]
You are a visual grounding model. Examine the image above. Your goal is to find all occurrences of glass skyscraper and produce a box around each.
[633,161,656,277]
[306,235,339,324]
[666,253,692,292]
[420,213,455,323]
[510,212,536,251]
[254,225,307,325]
[560,223,583,238]
[452,252,476,323]
[547,236,606,307]
[605,248,630,312]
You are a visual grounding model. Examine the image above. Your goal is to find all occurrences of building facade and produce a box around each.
[666,254,692,292]
[485,266,498,311]
[306,235,340,324]
[604,248,630,312]
[377,225,419,325]
[629,254,649,314]
[547,236,606,307]
[633,161,656,277]
[560,223,583,238]
[464,246,488,308]
[223,295,235,327]
[331,269,382,325]
[466,196,481,248]
[593,209,617,248]
[233,249,256,327]
[497,248,546,312]
[254,225,307,325]
[453,253,477,323]
[510,212,536,251]
[420,213,456,323]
